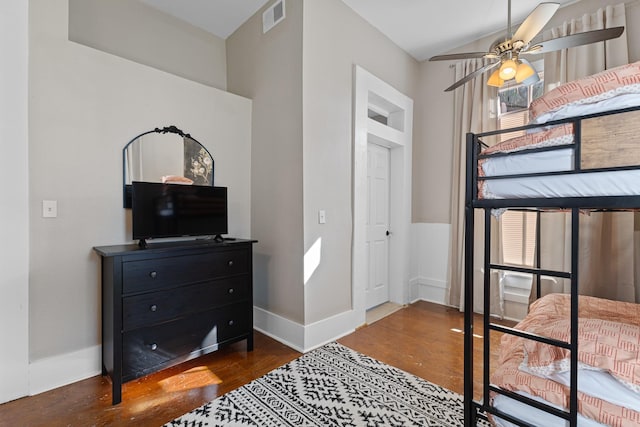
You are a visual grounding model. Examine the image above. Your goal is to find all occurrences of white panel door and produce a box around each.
[366,143,390,309]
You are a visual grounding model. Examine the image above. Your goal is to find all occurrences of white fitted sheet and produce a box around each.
[481,148,574,177]
[480,94,640,200]
[492,392,605,427]
[482,169,640,200]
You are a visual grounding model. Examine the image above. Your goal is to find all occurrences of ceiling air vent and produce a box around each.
[263,0,285,34]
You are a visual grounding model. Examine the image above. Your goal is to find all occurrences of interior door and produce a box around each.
[366,142,390,309]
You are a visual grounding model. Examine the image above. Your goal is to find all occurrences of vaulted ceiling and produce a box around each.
[140,0,578,61]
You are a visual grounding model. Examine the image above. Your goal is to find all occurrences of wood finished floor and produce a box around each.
[0,301,510,426]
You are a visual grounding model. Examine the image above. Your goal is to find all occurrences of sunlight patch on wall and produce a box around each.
[304,237,322,285]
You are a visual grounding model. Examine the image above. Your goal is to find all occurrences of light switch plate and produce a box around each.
[318,210,326,224]
[42,200,57,218]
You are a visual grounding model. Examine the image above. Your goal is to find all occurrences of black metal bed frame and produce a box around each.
[463,104,640,427]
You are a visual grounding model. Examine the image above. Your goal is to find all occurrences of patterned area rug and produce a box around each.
[165,342,488,426]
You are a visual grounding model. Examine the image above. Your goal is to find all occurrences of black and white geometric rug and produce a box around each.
[165,342,488,426]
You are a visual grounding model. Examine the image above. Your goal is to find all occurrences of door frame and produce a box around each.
[352,66,413,327]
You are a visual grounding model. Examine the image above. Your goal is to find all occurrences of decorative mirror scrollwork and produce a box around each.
[123,125,214,208]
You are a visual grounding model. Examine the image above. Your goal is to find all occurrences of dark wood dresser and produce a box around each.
[93,239,256,404]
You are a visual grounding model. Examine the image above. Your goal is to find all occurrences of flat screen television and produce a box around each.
[132,181,228,245]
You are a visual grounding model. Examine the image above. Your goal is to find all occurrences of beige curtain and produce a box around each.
[536,4,636,303]
[543,4,628,92]
[448,59,502,316]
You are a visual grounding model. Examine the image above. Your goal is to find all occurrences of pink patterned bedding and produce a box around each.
[480,124,573,157]
[491,294,640,426]
[480,61,640,160]
[529,61,640,122]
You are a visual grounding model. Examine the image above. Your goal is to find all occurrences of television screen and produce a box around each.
[132,182,228,241]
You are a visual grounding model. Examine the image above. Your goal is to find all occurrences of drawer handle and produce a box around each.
[227,260,234,267]
[228,320,234,326]
[150,343,158,351]
[228,288,234,294]
[150,304,157,312]
[149,271,157,279]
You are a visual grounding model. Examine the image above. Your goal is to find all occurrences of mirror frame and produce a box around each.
[122,125,214,208]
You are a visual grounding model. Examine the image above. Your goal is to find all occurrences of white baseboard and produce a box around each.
[26,306,357,396]
[253,306,305,352]
[253,306,358,353]
[410,276,447,305]
[29,345,101,396]
[303,309,356,352]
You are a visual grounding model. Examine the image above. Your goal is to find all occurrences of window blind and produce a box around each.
[501,211,536,266]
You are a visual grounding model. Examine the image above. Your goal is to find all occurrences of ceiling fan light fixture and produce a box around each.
[498,59,517,80]
[520,69,541,86]
[487,69,504,87]
[515,60,536,83]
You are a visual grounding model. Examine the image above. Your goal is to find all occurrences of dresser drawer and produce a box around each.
[122,248,249,293]
[122,303,252,381]
[123,275,250,331]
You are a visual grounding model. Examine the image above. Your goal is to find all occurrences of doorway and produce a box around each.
[352,66,413,328]
[366,142,390,309]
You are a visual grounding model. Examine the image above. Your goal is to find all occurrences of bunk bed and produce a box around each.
[464,61,640,427]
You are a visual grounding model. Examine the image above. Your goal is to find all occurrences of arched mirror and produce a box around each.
[123,126,214,207]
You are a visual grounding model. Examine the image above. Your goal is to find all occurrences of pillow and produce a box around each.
[522,317,640,393]
[161,175,193,185]
[529,61,640,123]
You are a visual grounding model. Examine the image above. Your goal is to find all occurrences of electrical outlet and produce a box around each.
[42,200,57,218]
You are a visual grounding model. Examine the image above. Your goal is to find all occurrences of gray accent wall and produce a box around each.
[227,0,419,327]
[301,0,419,324]
[227,1,305,324]
[68,0,227,90]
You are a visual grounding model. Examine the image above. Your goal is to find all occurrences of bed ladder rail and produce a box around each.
[467,208,581,427]
[488,323,571,349]
[488,263,571,280]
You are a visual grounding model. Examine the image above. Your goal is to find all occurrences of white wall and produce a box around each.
[26,0,251,394]
[0,0,29,404]
[409,223,450,305]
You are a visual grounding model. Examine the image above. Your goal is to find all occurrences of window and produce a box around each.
[501,211,537,266]
[497,77,544,141]
[498,69,544,267]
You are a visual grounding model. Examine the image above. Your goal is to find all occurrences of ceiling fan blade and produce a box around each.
[512,2,559,45]
[522,26,624,54]
[430,52,494,61]
[445,62,500,92]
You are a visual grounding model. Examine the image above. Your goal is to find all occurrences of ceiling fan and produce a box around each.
[430,1,624,92]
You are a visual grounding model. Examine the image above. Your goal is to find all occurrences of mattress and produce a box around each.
[482,169,640,200]
[492,392,605,427]
[490,294,640,427]
[493,366,640,427]
[478,61,640,200]
[478,105,640,200]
